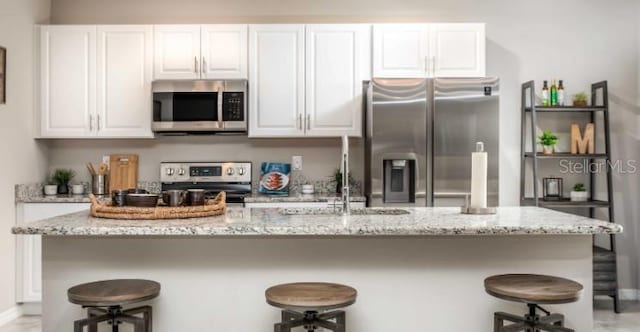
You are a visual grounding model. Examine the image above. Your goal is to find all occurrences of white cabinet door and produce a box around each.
[249,25,305,137]
[430,23,485,77]
[97,26,153,138]
[16,203,90,303]
[39,26,96,138]
[305,24,369,137]
[153,25,201,80]
[372,24,429,78]
[201,25,248,79]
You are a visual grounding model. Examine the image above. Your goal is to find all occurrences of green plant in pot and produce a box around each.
[332,168,355,194]
[51,168,76,195]
[538,130,558,155]
[572,92,588,107]
[570,182,588,202]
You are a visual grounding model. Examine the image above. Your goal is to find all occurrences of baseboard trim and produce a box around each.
[0,306,23,327]
[20,302,41,315]
[618,288,640,301]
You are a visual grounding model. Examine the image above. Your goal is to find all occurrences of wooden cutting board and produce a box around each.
[109,154,139,192]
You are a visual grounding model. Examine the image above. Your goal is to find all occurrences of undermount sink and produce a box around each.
[279,208,410,216]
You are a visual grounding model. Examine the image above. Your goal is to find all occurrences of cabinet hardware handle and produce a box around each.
[97,114,100,131]
[202,57,206,75]
[194,56,198,73]
[431,56,436,77]
[424,56,429,74]
[306,114,310,130]
[297,114,302,130]
[89,115,93,131]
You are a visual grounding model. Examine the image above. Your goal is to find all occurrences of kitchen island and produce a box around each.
[13,207,621,332]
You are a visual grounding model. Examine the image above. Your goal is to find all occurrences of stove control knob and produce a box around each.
[226,168,235,176]
[166,168,175,176]
[238,167,246,176]
[177,168,186,176]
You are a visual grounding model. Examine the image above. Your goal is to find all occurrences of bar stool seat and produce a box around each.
[68,279,160,332]
[266,282,357,332]
[266,282,357,310]
[485,274,583,332]
[68,279,161,307]
[485,274,583,305]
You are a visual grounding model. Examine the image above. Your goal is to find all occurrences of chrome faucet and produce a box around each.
[341,135,350,216]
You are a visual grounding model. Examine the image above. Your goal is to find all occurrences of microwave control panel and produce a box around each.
[223,92,245,121]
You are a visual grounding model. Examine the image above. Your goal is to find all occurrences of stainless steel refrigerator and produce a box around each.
[364,77,499,207]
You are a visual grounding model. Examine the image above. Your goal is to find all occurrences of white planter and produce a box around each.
[570,191,589,202]
[71,184,85,195]
[542,145,555,155]
[43,185,58,196]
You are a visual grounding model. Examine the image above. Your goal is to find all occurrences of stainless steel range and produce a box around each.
[160,162,252,206]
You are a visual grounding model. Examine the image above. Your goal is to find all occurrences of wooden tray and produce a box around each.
[90,192,226,220]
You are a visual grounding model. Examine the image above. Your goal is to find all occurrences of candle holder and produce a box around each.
[543,177,563,201]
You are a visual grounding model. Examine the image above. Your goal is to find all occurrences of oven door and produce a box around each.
[153,91,222,132]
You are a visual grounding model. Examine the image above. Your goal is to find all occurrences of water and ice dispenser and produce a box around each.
[383,160,415,203]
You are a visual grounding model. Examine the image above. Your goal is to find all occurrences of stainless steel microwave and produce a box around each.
[152,80,247,133]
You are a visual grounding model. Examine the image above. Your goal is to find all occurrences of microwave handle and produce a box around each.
[217,86,224,129]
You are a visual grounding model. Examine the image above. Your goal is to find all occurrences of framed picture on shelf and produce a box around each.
[0,46,5,104]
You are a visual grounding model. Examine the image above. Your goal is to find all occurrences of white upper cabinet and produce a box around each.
[39,26,96,138]
[201,25,248,79]
[153,25,201,80]
[39,25,154,138]
[430,23,485,77]
[97,26,153,137]
[249,25,305,137]
[373,24,429,78]
[154,25,248,80]
[373,23,485,78]
[305,24,369,137]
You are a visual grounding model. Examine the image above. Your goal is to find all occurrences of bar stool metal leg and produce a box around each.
[124,305,153,332]
[118,314,146,332]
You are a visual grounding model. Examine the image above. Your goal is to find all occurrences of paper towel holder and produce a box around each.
[460,194,496,215]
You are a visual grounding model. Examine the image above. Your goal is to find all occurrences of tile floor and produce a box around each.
[1,301,638,331]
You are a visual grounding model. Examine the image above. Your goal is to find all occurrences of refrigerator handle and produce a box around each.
[365,82,374,138]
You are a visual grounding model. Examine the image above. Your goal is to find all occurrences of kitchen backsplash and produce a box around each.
[44,135,364,190]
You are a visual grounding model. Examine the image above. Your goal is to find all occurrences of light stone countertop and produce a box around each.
[244,192,366,203]
[12,206,622,236]
[16,184,364,204]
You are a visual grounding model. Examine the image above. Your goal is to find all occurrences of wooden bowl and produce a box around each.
[126,193,159,207]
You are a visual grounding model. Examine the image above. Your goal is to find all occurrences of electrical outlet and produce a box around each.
[292,156,303,171]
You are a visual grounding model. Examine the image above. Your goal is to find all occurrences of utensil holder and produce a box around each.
[92,175,109,195]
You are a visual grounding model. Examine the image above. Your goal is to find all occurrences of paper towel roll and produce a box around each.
[470,142,487,208]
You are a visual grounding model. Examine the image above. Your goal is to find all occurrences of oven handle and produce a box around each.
[217,86,224,129]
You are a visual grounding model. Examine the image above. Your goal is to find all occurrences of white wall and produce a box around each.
[47,0,640,290]
[0,0,50,314]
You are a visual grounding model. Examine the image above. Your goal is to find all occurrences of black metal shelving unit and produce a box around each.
[520,80,620,313]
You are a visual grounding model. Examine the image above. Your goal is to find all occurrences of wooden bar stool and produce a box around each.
[485,274,583,332]
[266,282,357,332]
[68,279,161,332]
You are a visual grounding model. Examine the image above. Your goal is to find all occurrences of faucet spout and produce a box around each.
[341,135,350,216]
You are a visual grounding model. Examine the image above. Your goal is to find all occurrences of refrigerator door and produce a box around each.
[366,78,429,207]
[432,77,499,207]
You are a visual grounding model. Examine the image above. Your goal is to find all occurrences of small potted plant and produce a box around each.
[43,180,58,196]
[572,92,588,107]
[538,130,559,155]
[51,168,76,195]
[332,168,355,194]
[570,183,589,202]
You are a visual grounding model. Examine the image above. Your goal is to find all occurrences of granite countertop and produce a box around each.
[16,184,365,204]
[12,206,622,236]
[244,192,366,203]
